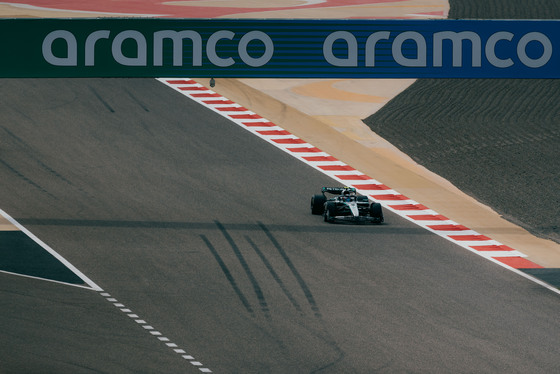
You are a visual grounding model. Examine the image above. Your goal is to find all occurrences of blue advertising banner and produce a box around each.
[1,18,558,78]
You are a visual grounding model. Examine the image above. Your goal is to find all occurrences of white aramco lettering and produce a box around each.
[238,31,274,67]
[433,31,482,67]
[42,28,552,70]
[365,31,390,67]
[42,29,274,68]
[517,32,552,68]
[42,30,77,66]
[323,30,552,69]
[153,30,203,67]
[392,31,426,67]
[111,30,147,66]
[323,31,358,67]
[85,30,110,66]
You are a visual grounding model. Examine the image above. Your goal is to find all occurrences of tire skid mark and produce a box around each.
[1,125,28,147]
[258,222,322,318]
[89,85,115,113]
[215,220,270,318]
[203,222,320,318]
[200,234,255,316]
[1,125,85,195]
[34,158,74,186]
[245,235,303,315]
[125,88,150,112]
[0,158,57,200]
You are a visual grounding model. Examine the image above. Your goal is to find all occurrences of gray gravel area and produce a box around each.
[364,1,560,243]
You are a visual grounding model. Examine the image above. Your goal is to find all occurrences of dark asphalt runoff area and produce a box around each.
[1,78,559,373]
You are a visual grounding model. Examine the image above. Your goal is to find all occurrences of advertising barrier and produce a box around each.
[1,18,558,78]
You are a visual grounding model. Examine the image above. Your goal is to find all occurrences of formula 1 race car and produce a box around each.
[311,187,384,224]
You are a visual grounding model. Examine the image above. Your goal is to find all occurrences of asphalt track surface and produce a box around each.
[1,79,560,373]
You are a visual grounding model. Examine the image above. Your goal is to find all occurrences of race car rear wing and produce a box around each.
[322,186,356,195]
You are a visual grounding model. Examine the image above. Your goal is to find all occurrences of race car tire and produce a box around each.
[311,194,327,215]
[324,202,336,223]
[369,203,384,223]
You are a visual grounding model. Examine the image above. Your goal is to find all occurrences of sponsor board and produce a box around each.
[2,18,559,78]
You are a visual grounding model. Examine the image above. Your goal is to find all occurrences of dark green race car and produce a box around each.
[311,187,384,224]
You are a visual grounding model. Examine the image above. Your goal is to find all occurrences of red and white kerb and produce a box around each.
[157,78,544,274]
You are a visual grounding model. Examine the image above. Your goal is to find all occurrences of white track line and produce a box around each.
[98,291,213,373]
[0,211,213,371]
[0,208,102,291]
